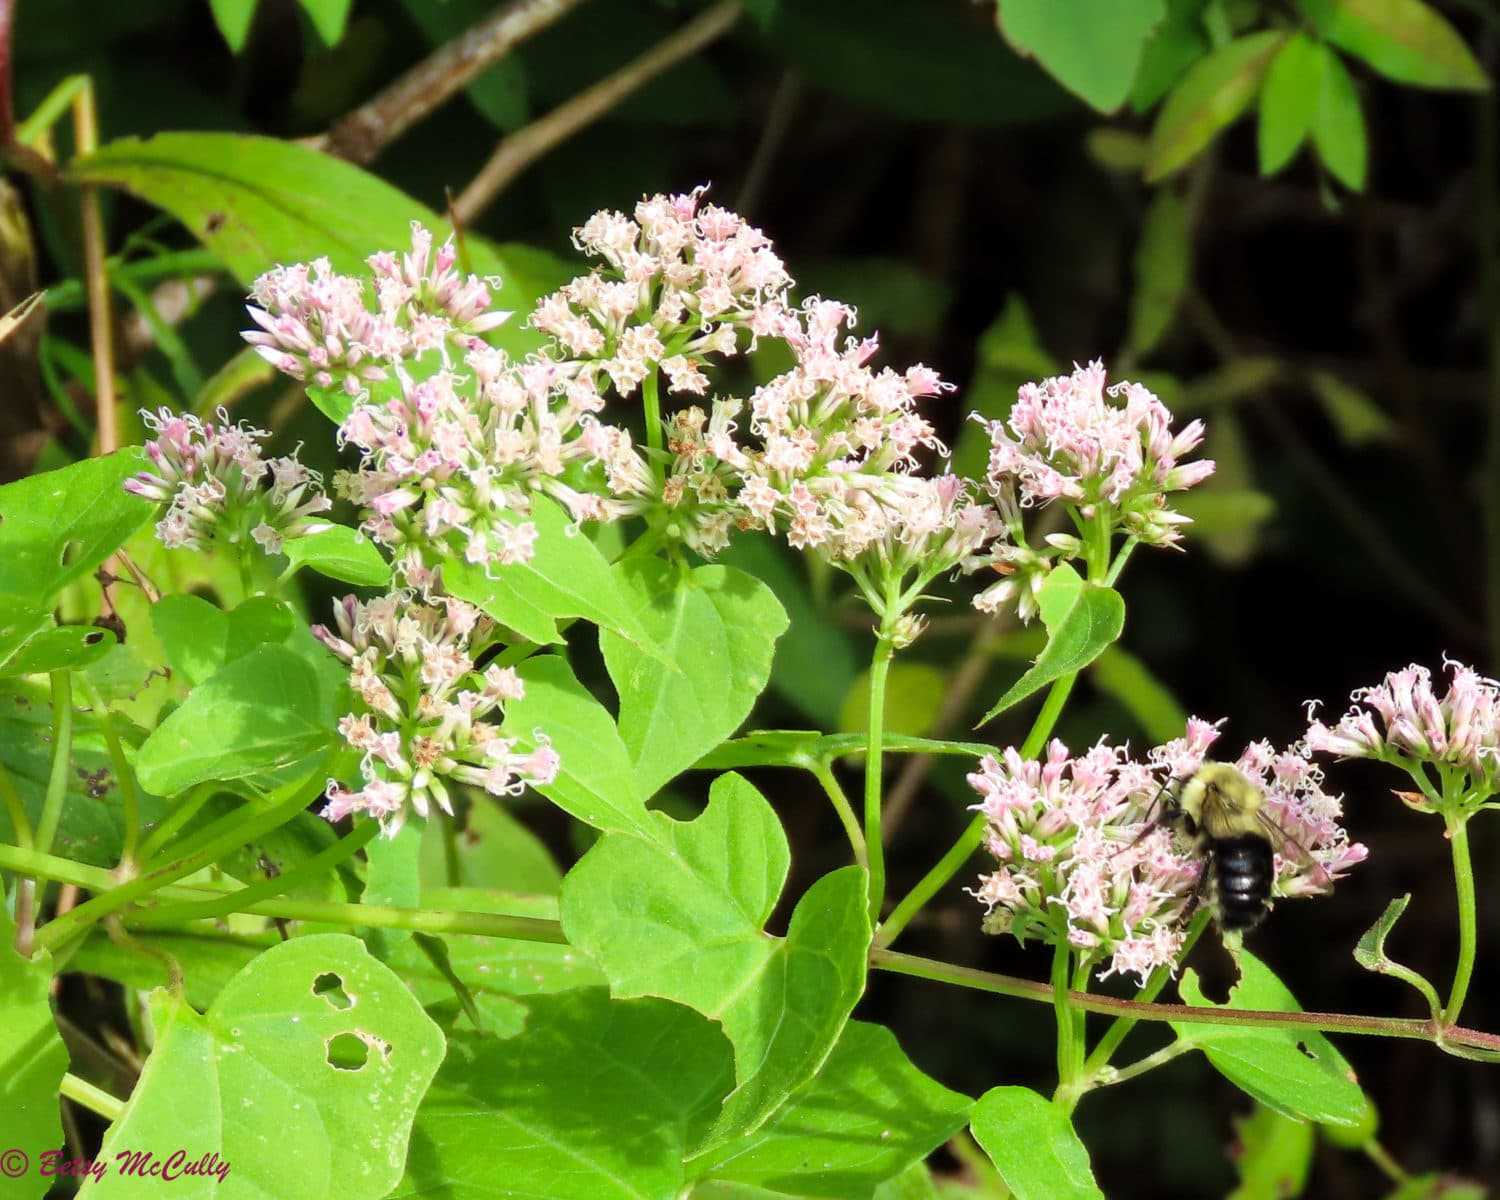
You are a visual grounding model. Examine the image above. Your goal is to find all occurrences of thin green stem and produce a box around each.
[643,371,664,454]
[1084,909,1211,1077]
[137,783,218,865]
[105,914,184,993]
[1051,943,1077,1103]
[1444,815,1478,1026]
[0,755,35,850]
[870,948,1500,1055]
[864,635,895,924]
[1094,1039,1196,1090]
[140,896,569,942]
[79,676,141,867]
[1363,1139,1409,1186]
[35,775,325,951]
[130,821,381,926]
[876,671,1083,950]
[1019,673,1077,759]
[1103,536,1140,587]
[59,1072,126,1123]
[35,670,75,856]
[874,816,982,950]
[810,758,866,869]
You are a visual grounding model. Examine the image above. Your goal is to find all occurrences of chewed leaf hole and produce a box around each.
[325,1032,369,1071]
[313,972,353,1010]
[1296,1041,1319,1061]
[60,540,84,567]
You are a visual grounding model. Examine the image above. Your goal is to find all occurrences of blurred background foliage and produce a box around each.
[2,0,1497,1195]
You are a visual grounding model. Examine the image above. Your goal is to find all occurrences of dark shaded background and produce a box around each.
[5,0,1497,1194]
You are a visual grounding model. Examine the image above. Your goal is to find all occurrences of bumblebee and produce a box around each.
[1156,761,1299,932]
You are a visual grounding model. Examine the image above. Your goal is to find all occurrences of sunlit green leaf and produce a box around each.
[1173,949,1371,1126]
[980,564,1125,722]
[281,524,391,587]
[970,1086,1104,1200]
[601,559,787,800]
[83,935,444,1200]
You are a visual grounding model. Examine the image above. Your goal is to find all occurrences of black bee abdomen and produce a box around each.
[1210,834,1274,931]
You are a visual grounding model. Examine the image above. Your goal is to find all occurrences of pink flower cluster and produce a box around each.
[331,353,644,582]
[533,188,790,388]
[970,361,1214,618]
[123,407,332,553]
[968,720,1365,984]
[1306,661,1500,797]
[312,592,559,837]
[244,224,510,396]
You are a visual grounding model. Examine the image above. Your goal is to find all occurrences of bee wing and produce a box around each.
[1254,810,1333,888]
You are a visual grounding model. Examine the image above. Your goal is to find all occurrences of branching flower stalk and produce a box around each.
[1307,660,1500,1027]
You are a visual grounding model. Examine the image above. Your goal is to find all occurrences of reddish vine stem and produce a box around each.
[321,0,591,165]
[871,948,1500,1057]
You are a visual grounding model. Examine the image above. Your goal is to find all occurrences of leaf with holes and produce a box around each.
[1172,949,1371,1126]
[561,773,870,1150]
[80,934,444,1200]
[0,625,116,677]
[0,449,149,606]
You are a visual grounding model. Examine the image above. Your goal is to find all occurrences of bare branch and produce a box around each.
[321,0,592,166]
[454,1,742,224]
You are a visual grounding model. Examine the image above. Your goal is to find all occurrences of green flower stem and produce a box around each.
[1363,1139,1409,1186]
[0,755,35,850]
[1020,672,1077,759]
[870,948,1500,1056]
[643,371,664,454]
[874,671,1080,950]
[105,913,184,994]
[810,757,867,868]
[34,670,75,857]
[129,820,381,927]
[157,896,569,942]
[1093,1040,1195,1090]
[138,781,218,865]
[79,676,140,867]
[34,775,325,952]
[1083,909,1211,1078]
[0,841,569,945]
[1443,814,1478,1026]
[874,816,982,951]
[864,634,895,924]
[60,1071,126,1123]
[1051,943,1078,1106]
[1103,536,1140,587]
